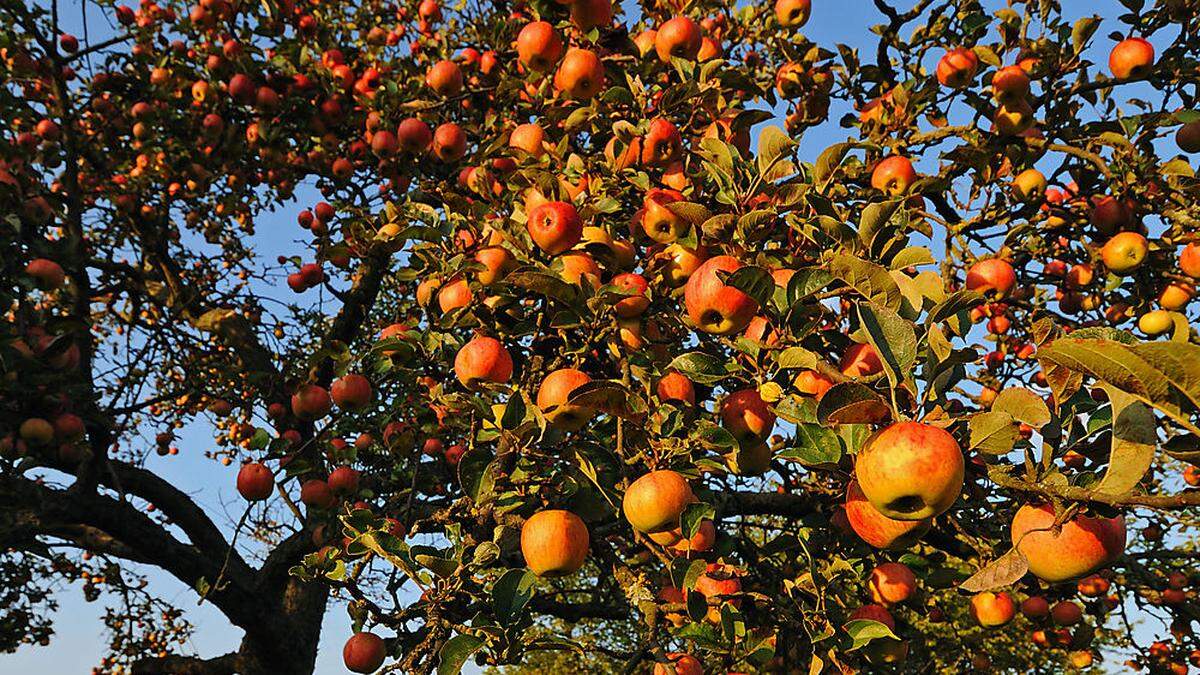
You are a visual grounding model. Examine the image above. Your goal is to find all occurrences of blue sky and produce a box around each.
[4,0,1181,673]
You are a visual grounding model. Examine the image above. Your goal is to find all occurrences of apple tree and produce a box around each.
[4,0,1200,673]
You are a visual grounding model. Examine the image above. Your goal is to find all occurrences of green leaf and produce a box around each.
[505,270,580,306]
[681,502,715,540]
[458,450,496,503]
[1094,386,1157,496]
[723,266,775,309]
[856,302,917,391]
[1072,15,1101,53]
[1038,339,1200,435]
[926,290,984,325]
[959,547,1029,593]
[776,346,819,369]
[829,254,903,311]
[858,200,902,249]
[889,246,936,270]
[844,619,899,650]
[814,142,853,185]
[501,392,527,430]
[787,269,835,305]
[816,383,892,426]
[668,351,739,385]
[568,380,646,419]
[991,388,1051,429]
[493,569,536,623]
[969,411,1020,455]
[756,125,795,178]
[437,634,485,675]
[779,424,843,465]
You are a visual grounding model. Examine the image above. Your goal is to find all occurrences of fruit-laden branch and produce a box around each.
[718,490,818,517]
[990,469,1200,509]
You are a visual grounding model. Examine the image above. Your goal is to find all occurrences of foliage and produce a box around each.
[3,0,1200,673]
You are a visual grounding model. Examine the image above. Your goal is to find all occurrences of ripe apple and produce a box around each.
[992,65,1031,105]
[855,421,964,520]
[611,272,650,317]
[623,470,695,533]
[1050,600,1082,626]
[1178,121,1200,154]
[516,21,563,72]
[1179,243,1200,277]
[397,118,433,153]
[570,0,613,32]
[527,201,583,255]
[554,48,605,100]
[840,343,883,377]
[467,247,512,287]
[558,251,602,288]
[642,188,687,244]
[1100,231,1148,275]
[695,563,741,622]
[521,509,589,576]
[425,59,462,96]
[794,369,834,399]
[331,374,372,410]
[655,17,702,63]
[774,0,811,28]
[659,243,708,287]
[653,653,703,675]
[641,118,682,167]
[970,591,1016,627]
[648,518,716,555]
[683,255,759,335]
[994,99,1035,136]
[291,384,332,419]
[25,258,66,290]
[300,479,335,509]
[1109,37,1155,79]
[936,48,979,88]
[1011,503,1126,582]
[1020,595,1050,618]
[870,155,917,195]
[536,368,594,431]
[509,123,546,158]
[849,603,895,630]
[844,480,931,549]
[1011,168,1047,203]
[454,336,514,388]
[720,389,775,441]
[237,462,274,501]
[437,277,472,313]
[327,466,360,495]
[1159,281,1194,310]
[656,371,696,406]
[343,632,386,674]
[432,122,467,162]
[868,562,917,605]
[965,258,1017,298]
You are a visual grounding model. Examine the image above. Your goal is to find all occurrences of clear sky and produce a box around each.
[3,1,1173,673]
